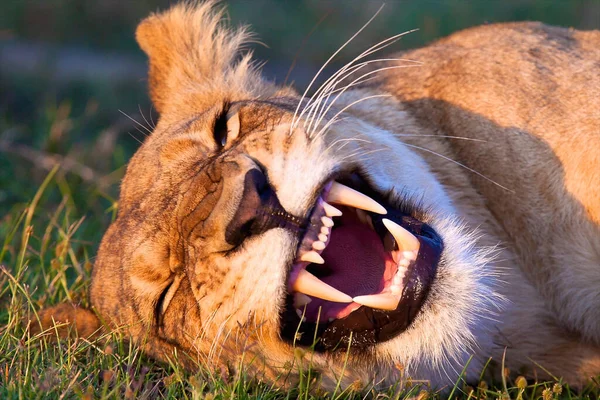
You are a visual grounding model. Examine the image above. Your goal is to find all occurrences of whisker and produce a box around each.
[304,33,419,132]
[302,29,418,126]
[337,147,389,163]
[138,104,154,133]
[303,58,421,134]
[148,104,157,129]
[301,61,385,132]
[312,74,380,99]
[396,134,488,142]
[306,30,418,114]
[311,64,421,138]
[401,142,514,192]
[325,137,372,153]
[119,109,151,135]
[314,93,393,141]
[290,4,385,134]
[349,147,388,160]
[283,11,331,87]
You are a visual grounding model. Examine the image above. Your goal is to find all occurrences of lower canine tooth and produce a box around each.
[300,251,324,264]
[294,293,312,308]
[353,293,401,311]
[384,233,397,252]
[292,269,352,303]
[382,218,420,253]
[295,309,306,322]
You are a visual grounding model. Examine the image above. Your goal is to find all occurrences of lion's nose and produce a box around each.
[225,169,274,246]
[225,169,304,247]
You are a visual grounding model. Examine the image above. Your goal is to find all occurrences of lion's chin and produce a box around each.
[279,173,443,351]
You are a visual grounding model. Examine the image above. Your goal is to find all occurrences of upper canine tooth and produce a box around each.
[292,269,353,303]
[300,251,325,264]
[322,202,342,217]
[326,181,387,215]
[353,293,401,310]
[382,219,420,252]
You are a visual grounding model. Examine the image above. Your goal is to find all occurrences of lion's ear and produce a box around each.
[135,15,175,114]
[135,1,256,115]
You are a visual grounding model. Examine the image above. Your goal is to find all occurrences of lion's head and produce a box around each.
[90,1,501,389]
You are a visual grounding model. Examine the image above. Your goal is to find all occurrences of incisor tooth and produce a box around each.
[382,218,420,252]
[292,269,352,303]
[300,251,324,264]
[312,241,326,251]
[326,181,387,215]
[353,293,401,311]
[321,226,330,235]
[321,216,334,227]
[322,202,342,217]
[318,233,328,242]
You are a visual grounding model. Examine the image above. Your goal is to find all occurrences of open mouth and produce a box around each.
[280,174,443,351]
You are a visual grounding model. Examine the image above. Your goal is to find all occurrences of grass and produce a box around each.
[1,104,600,400]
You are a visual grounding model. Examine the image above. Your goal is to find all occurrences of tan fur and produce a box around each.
[31,304,102,338]
[35,1,600,392]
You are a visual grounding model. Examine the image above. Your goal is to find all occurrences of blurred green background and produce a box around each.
[1,0,599,232]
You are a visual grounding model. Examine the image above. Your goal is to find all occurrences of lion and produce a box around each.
[36,0,600,392]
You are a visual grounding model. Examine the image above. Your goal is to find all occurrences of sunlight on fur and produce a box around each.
[34,0,600,393]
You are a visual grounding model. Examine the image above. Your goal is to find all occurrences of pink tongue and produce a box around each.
[319,222,387,298]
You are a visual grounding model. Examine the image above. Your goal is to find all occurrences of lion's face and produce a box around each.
[92,2,501,389]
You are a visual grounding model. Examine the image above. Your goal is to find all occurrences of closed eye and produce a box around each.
[213,103,230,148]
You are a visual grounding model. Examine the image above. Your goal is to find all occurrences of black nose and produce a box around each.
[225,169,304,246]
